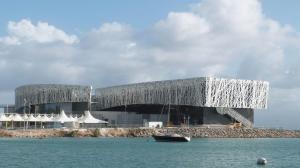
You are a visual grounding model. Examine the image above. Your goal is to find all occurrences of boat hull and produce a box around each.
[152,135,190,142]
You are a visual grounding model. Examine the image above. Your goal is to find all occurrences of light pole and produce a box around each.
[23,99,27,115]
[23,99,27,130]
[89,86,92,111]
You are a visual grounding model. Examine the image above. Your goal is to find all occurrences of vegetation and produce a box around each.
[91,128,100,137]
[62,130,80,137]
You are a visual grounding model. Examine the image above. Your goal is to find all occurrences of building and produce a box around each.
[93,77,269,128]
[15,84,91,115]
[12,77,269,128]
[0,104,15,113]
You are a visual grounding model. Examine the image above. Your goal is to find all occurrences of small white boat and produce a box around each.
[257,158,267,165]
[152,133,191,142]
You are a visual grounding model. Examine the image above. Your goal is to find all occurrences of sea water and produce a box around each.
[0,138,299,168]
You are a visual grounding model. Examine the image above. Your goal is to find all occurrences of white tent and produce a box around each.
[36,114,51,128]
[35,114,43,121]
[0,114,10,128]
[26,114,38,122]
[0,110,108,129]
[48,113,56,122]
[23,114,37,129]
[10,114,24,122]
[69,115,78,122]
[55,110,72,123]
[0,113,11,122]
[22,114,29,121]
[9,114,24,129]
[79,111,108,124]
[41,114,52,122]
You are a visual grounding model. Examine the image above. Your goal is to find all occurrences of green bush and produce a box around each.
[92,128,100,137]
[64,130,79,137]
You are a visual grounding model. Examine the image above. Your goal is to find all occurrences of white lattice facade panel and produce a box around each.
[205,78,269,109]
[94,77,269,110]
[15,84,91,109]
[94,78,207,109]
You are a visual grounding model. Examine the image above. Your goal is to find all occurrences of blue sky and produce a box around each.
[0,0,300,129]
[0,0,199,35]
[1,0,299,34]
[262,0,300,30]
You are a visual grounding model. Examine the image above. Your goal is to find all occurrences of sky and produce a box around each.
[0,0,300,129]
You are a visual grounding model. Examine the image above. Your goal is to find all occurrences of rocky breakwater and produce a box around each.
[154,127,300,138]
[0,127,300,138]
[0,128,156,138]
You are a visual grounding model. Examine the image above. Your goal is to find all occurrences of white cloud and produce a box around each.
[3,19,78,44]
[0,36,20,45]
[154,12,210,42]
[97,22,129,33]
[195,0,263,35]
[0,0,300,128]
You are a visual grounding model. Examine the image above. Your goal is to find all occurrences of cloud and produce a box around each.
[0,0,300,128]
[0,36,20,45]
[1,19,78,45]
[193,0,264,35]
[153,12,210,42]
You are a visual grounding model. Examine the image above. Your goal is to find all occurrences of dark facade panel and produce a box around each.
[202,107,232,125]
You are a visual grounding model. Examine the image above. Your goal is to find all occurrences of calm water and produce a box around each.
[0,138,299,168]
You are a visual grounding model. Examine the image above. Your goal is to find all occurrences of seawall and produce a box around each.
[0,127,300,138]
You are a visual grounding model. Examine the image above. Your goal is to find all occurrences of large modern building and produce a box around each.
[12,77,269,128]
[15,84,91,115]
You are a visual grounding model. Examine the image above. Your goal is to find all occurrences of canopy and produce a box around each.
[10,114,24,122]
[22,114,29,121]
[79,111,108,124]
[40,114,52,122]
[26,114,38,122]
[48,113,55,122]
[0,111,108,124]
[35,114,43,121]
[0,113,11,122]
[69,115,78,122]
[55,110,72,123]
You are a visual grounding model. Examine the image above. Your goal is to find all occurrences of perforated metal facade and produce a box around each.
[94,77,269,110]
[15,84,91,110]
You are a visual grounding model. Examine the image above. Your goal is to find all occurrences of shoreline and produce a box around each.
[0,127,300,138]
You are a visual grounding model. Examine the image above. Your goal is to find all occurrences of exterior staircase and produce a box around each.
[216,107,253,128]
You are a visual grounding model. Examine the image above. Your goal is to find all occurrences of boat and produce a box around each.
[152,133,191,142]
